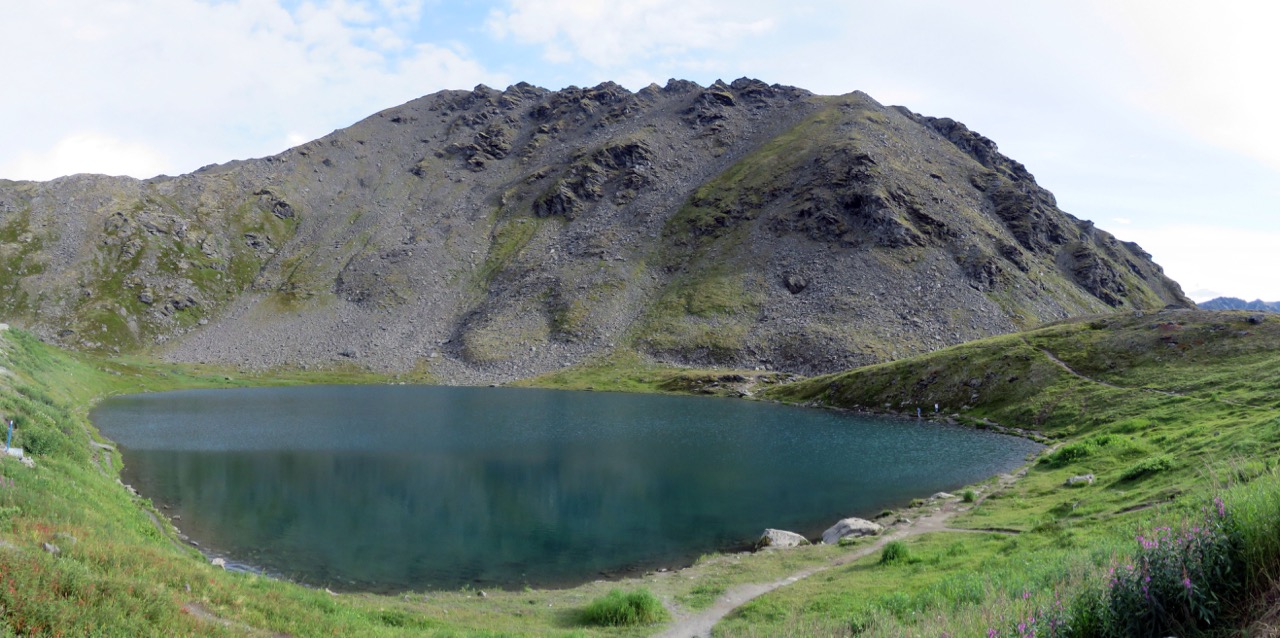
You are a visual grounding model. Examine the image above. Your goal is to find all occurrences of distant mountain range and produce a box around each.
[1199,297,1280,313]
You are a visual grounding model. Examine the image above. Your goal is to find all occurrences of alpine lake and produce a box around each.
[91,385,1040,592]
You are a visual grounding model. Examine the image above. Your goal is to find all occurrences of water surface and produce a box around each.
[92,385,1038,591]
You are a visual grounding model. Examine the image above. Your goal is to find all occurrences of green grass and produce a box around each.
[720,309,1280,636]
[579,589,668,627]
[476,214,544,289]
[1117,454,1175,482]
[878,540,912,565]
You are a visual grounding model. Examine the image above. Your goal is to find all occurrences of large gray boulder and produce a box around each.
[822,517,883,544]
[756,528,810,550]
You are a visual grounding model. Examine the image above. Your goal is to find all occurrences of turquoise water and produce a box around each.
[91,385,1039,591]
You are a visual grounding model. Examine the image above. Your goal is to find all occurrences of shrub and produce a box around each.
[1042,434,1136,468]
[580,588,669,627]
[1041,442,1094,467]
[1099,497,1238,637]
[880,541,912,565]
[1119,455,1175,481]
[963,489,977,503]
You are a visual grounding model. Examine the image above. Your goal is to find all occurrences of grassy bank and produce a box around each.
[2,308,1279,636]
[728,308,1280,636]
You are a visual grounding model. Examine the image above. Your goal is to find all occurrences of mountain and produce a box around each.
[1199,297,1280,312]
[0,79,1189,382]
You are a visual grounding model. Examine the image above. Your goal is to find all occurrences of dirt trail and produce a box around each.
[88,440,115,474]
[1029,341,1271,411]
[1032,344,1124,390]
[653,474,1024,638]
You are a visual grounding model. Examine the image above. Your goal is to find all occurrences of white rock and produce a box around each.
[756,528,810,549]
[1065,474,1095,486]
[822,517,883,544]
[930,492,955,500]
[211,557,226,569]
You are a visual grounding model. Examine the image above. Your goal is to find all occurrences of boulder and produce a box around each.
[1065,474,1095,487]
[930,492,955,500]
[783,273,808,294]
[756,528,810,550]
[821,517,883,544]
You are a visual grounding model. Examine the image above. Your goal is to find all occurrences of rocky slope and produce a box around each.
[0,79,1190,382]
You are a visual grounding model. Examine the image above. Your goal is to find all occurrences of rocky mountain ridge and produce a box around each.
[1199,297,1280,313]
[0,78,1190,383]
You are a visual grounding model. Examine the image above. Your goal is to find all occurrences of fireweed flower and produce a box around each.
[1104,497,1235,636]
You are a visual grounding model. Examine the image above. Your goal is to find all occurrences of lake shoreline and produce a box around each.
[97,383,1041,595]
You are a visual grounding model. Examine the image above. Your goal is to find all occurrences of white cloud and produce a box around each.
[485,0,776,69]
[0,133,171,181]
[1127,225,1280,302]
[378,0,426,21]
[0,0,500,180]
[1096,0,1280,173]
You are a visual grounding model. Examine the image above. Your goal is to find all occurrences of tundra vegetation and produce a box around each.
[0,309,1278,636]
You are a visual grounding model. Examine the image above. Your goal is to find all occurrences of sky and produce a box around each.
[1,0,1277,301]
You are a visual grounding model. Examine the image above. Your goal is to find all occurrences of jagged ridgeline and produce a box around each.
[0,79,1188,381]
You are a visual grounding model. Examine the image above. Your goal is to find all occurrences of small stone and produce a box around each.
[42,542,60,556]
[211,557,226,569]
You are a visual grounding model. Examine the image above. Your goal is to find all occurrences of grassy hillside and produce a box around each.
[1,308,1279,636]
[741,308,1280,636]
